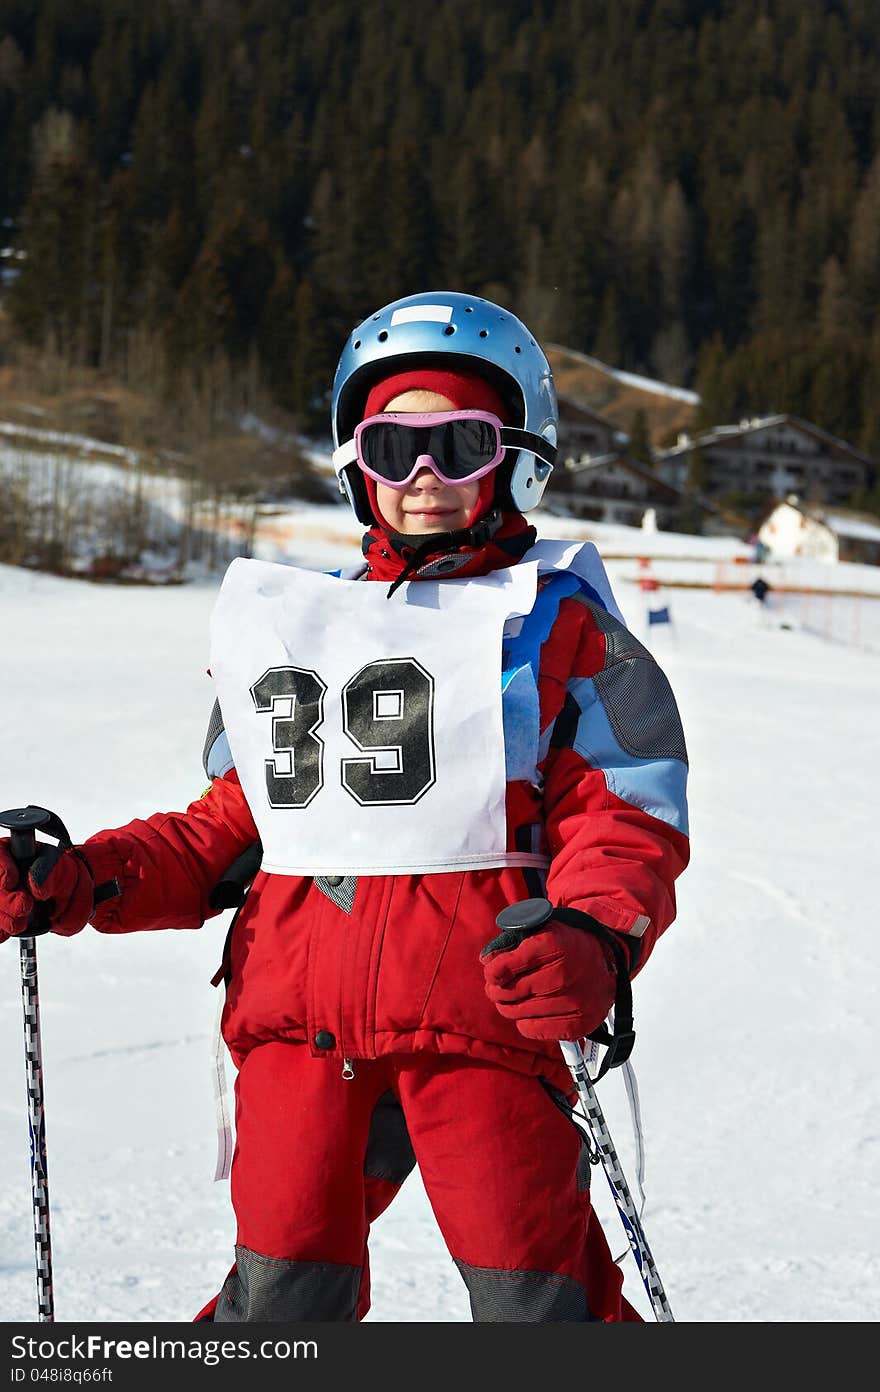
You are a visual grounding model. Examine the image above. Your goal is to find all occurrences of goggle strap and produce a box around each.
[500,427,557,468]
[333,439,359,475]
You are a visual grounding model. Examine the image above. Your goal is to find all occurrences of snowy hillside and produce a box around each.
[0,519,878,1323]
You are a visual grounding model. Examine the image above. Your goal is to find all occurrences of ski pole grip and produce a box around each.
[489,897,636,1078]
[0,806,72,939]
[9,826,38,871]
[483,897,555,956]
[1,807,52,871]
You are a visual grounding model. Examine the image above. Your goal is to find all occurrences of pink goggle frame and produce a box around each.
[352,410,507,490]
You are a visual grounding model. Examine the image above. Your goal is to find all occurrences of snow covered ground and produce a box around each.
[1,516,878,1324]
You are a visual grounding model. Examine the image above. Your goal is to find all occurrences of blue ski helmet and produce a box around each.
[331,291,558,525]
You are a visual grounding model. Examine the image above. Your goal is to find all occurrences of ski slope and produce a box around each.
[0,524,878,1324]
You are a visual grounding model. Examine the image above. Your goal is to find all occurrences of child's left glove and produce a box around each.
[0,840,95,940]
[480,918,618,1041]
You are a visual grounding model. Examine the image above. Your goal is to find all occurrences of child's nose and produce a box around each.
[412,456,442,485]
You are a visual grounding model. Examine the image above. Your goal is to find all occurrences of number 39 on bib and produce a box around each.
[252,657,436,809]
[208,558,547,876]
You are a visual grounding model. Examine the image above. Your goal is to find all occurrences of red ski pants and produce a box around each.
[202,1042,639,1322]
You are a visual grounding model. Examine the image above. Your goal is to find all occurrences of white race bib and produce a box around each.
[208,559,544,876]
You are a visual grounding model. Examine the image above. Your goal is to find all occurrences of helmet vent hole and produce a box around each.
[378,330,388,342]
[514,345,522,353]
[479,329,489,338]
[354,339,361,349]
[465,306,473,313]
[443,325,456,336]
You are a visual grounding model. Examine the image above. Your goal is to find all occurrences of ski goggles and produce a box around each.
[332,410,557,489]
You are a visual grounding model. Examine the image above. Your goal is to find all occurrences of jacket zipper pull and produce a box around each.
[341,1058,355,1080]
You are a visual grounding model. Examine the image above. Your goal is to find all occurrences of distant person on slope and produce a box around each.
[751,575,771,605]
[0,293,690,1323]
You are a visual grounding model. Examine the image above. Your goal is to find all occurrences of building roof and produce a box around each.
[545,345,699,448]
[761,496,880,542]
[547,344,700,405]
[555,450,733,519]
[562,451,678,497]
[556,396,624,435]
[820,511,880,543]
[656,414,875,467]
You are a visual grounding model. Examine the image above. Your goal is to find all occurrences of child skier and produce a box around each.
[0,292,689,1323]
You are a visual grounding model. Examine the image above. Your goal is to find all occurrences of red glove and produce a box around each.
[0,840,94,941]
[481,918,618,1042]
[0,841,31,940]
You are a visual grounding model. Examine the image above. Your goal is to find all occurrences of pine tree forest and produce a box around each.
[2,0,880,459]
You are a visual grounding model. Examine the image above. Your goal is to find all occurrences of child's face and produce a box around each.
[372,390,482,534]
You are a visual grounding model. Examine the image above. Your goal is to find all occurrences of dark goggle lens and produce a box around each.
[360,419,499,482]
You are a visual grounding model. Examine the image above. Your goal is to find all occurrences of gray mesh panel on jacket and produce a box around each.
[314,876,358,913]
[576,595,688,764]
[202,698,226,777]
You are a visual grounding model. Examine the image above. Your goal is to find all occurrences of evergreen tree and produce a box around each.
[694,333,737,430]
[290,276,329,429]
[0,35,27,216]
[593,286,625,369]
[0,0,879,453]
[859,323,880,464]
[847,153,880,332]
[8,108,97,361]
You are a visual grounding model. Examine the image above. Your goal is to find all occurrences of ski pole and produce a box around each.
[493,899,674,1323]
[558,1039,674,1322]
[0,804,72,1324]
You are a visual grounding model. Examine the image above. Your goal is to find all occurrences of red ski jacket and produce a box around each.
[82,521,689,1081]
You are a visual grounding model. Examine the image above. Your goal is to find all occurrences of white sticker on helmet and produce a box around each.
[389,304,454,326]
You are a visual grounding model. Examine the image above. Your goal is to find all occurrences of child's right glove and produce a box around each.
[0,840,95,941]
[480,915,618,1042]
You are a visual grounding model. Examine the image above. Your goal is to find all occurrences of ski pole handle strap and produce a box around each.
[550,905,635,1078]
[22,808,74,855]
